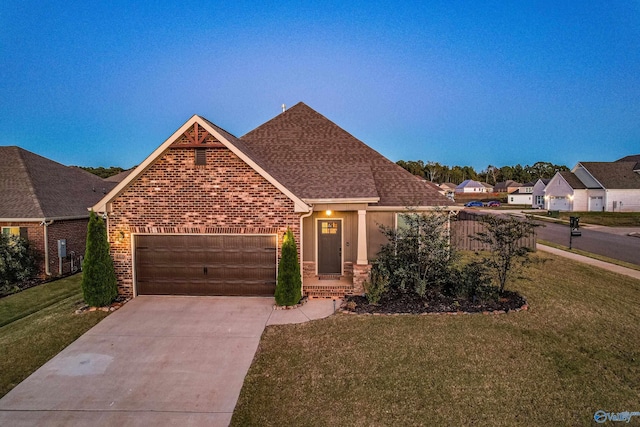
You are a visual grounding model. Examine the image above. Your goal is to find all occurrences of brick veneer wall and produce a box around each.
[47,219,89,276]
[107,146,301,297]
[0,218,88,277]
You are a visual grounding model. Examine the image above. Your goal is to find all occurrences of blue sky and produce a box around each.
[1,1,639,171]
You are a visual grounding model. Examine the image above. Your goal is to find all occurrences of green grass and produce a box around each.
[232,252,640,426]
[557,212,640,227]
[523,211,640,227]
[0,274,109,397]
[538,239,640,272]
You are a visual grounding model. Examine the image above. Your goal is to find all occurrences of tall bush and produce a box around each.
[472,214,537,293]
[81,211,118,307]
[275,227,302,306]
[0,234,37,292]
[377,210,456,297]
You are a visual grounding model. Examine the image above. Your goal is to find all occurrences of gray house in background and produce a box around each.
[532,179,550,209]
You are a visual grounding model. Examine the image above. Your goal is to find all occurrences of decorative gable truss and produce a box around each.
[170,123,225,148]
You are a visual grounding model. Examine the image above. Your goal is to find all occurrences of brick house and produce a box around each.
[93,103,452,298]
[0,146,116,277]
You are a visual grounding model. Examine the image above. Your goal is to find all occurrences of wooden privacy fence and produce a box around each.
[450,211,537,251]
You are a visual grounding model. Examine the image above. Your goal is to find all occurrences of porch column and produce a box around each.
[356,209,368,265]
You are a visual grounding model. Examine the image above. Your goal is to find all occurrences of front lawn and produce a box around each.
[232,252,640,426]
[0,273,109,397]
[557,211,640,227]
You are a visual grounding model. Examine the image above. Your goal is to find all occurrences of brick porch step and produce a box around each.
[304,281,353,299]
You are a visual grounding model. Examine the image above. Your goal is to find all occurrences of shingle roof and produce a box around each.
[616,154,640,163]
[494,180,522,190]
[104,168,135,182]
[238,103,450,206]
[580,162,640,189]
[455,179,484,189]
[559,171,587,189]
[0,146,116,219]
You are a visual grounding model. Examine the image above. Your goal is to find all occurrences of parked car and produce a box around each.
[464,201,483,207]
[487,201,501,207]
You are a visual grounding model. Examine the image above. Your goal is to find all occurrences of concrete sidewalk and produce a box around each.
[0,296,338,427]
[537,244,640,281]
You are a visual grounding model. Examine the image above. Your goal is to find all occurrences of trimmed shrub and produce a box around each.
[275,228,302,306]
[81,211,117,307]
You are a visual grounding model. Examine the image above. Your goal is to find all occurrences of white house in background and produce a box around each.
[532,178,550,209]
[544,172,587,211]
[455,179,486,193]
[508,181,535,205]
[544,157,640,211]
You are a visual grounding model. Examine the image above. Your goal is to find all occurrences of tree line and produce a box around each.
[396,160,569,185]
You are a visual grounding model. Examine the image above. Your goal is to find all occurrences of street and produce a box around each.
[534,220,640,266]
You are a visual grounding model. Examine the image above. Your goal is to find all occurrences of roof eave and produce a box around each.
[0,214,90,222]
[303,197,380,205]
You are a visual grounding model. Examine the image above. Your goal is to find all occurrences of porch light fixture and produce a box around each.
[326,210,332,216]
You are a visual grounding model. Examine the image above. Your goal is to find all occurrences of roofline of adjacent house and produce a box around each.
[303,197,380,204]
[0,215,90,222]
[572,162,605,189]
[365,205,459,212]
[92,115,311,214]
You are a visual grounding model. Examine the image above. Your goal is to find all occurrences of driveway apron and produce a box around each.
[0,296,276,426]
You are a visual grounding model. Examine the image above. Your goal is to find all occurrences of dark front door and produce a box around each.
[317,220,341,275]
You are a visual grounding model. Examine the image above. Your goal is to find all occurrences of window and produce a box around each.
[2,227,27,239]
[321,221,338,234]
[195,148,206,166]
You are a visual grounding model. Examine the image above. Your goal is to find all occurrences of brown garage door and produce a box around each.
[135,235,277,296]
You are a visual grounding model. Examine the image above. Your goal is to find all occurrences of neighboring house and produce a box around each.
[508,181,535,205]
[438,182,457,199]
[481,182,494,192]
[0,146,116,277]
[544,159,640,211]
[92,103,453,299]
[494,180,522,193]
[532,179,550,209]
[455,179,486,193]
[104,168,135,183]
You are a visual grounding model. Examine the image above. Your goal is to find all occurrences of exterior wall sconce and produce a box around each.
[326,210,332,216]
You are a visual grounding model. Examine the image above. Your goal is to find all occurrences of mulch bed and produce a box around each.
[343,289,527,315]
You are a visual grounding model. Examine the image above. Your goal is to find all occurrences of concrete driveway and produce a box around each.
[0,296,337,426]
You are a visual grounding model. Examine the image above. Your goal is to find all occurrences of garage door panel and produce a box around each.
[135,235,277,296]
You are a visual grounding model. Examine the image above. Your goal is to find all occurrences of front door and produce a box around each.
[317,220,342,275]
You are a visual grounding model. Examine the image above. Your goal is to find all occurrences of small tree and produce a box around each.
[0,234,37,292]
[275,227,302,306]
[472,215,537,293]
[82,211,118,307]
[377,210,456,297]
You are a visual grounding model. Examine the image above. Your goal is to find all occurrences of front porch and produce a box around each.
[302,261,370,299]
